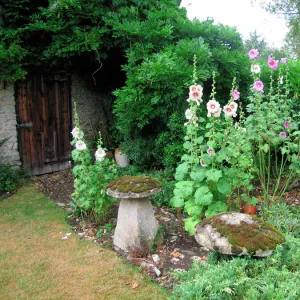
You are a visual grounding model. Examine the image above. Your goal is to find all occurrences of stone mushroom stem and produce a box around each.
[113,197,159,252]
[106,176,163,252]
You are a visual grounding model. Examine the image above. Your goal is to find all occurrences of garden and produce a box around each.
[1,0,300,299]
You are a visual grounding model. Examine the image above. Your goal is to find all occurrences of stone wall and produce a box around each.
[0,82,21,166]
[71,73,111,146]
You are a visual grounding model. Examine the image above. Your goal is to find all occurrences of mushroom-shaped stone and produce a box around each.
[106,176,162,252]
[195,212,285,257]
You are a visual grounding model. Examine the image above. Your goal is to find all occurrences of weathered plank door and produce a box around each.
[16,73,72,175]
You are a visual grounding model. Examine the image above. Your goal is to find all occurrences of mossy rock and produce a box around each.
[195,212,285,257]
[106,176,162,199]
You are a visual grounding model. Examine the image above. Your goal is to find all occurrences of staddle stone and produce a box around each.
[195,212,285,257]
[106,176,162,252]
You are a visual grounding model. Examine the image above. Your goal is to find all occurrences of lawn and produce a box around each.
[0,186,168,300]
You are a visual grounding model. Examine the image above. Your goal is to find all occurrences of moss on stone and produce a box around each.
[201,213,285,255]
[106,176,162,194]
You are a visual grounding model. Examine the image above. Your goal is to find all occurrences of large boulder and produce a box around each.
[195,212,285,257]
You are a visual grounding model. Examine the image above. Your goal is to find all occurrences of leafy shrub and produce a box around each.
[172,204,300,300]
[0,163,26,193]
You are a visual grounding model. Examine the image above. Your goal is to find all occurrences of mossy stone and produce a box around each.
[195,212,285,257]
[107,175,162,194]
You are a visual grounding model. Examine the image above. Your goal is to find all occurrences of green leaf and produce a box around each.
[206,169,222,183]
[195,188,213,206]
[174,181,194,198]
[217,178,231,195]
[175,162,190,181]
[170,195,184,208]
[216,149,230,163]
[261,144,269,153]
[190,165,206,182]
[194,136,204,145]
[205,201,228,217]
[183,141,193,151]
[184,216,201,236]
[184,199,204,216]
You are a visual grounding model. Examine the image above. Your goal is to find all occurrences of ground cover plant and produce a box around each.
[171,203,300,299]
[0,186,169,299]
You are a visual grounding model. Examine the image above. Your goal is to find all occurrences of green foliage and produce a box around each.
[172,67,255,235]
[172,204,300,300]
[0,163,27,193]
[71,104,117,223]
[244,57,300,204]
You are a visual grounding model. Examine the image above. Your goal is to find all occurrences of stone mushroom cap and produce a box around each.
[106,175,162,199]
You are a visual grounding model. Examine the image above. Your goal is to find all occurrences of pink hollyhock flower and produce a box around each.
[284,121,292,129]
[248,49,259,59]
[223,105,237,117]
[207,147,215,156]
[229,102,238,112]
[190,85,197,92]
[281,58,287,64]
[279,132,287,138]
[232,89,240,100]
[253,80,264,93]
[213,108,222,117]
[207,100,220,113]
[196,85,203,93]
[189,90,201,100]
[268,55,279,70]
[200,159,207,167]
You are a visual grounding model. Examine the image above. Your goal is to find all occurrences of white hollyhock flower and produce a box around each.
[251,64,261,74]
[95,148,106,162]
[207,99,220,114]
[71,127,84,139]
[228,101,238,112]
[207,147,215,156]
[185,109,193,120]
[75,140,86,151]
[223,105,237,117]
[200,159,207,167]
[279,76,284,84]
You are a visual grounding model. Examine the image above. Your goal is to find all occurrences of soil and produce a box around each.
[31,168,300,289]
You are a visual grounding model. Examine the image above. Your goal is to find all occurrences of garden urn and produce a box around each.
[106,175,163,252]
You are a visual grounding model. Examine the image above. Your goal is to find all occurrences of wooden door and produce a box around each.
[16,73,72,175]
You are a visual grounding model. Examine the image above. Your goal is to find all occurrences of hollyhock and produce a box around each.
[268,55,279,70]
[229,101,238,112]
[223,105,237,117]
[200,159,207,167]
[232,89,240,100]
[95,148,106,162]
[75,140,87,151]
[207,100,220,113]
[253,80,264,93]
[284,121,292,129]
[251,64,261,74]
[281,58,287,64]
[185,109,193,120]
[207,147,215,156]
[248,49,259,59]
[279,132,287,138]
[213,108,222,117]
[71,127,84,139]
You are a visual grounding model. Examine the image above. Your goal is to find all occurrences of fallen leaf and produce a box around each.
[125,282,131,286]
[132,282,139,289]
[171,251,181,258]
[202,256,207,260]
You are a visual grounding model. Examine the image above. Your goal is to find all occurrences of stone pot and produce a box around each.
[115,148,130,167]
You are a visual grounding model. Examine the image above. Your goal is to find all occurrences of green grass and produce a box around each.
[0,186,168,300]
